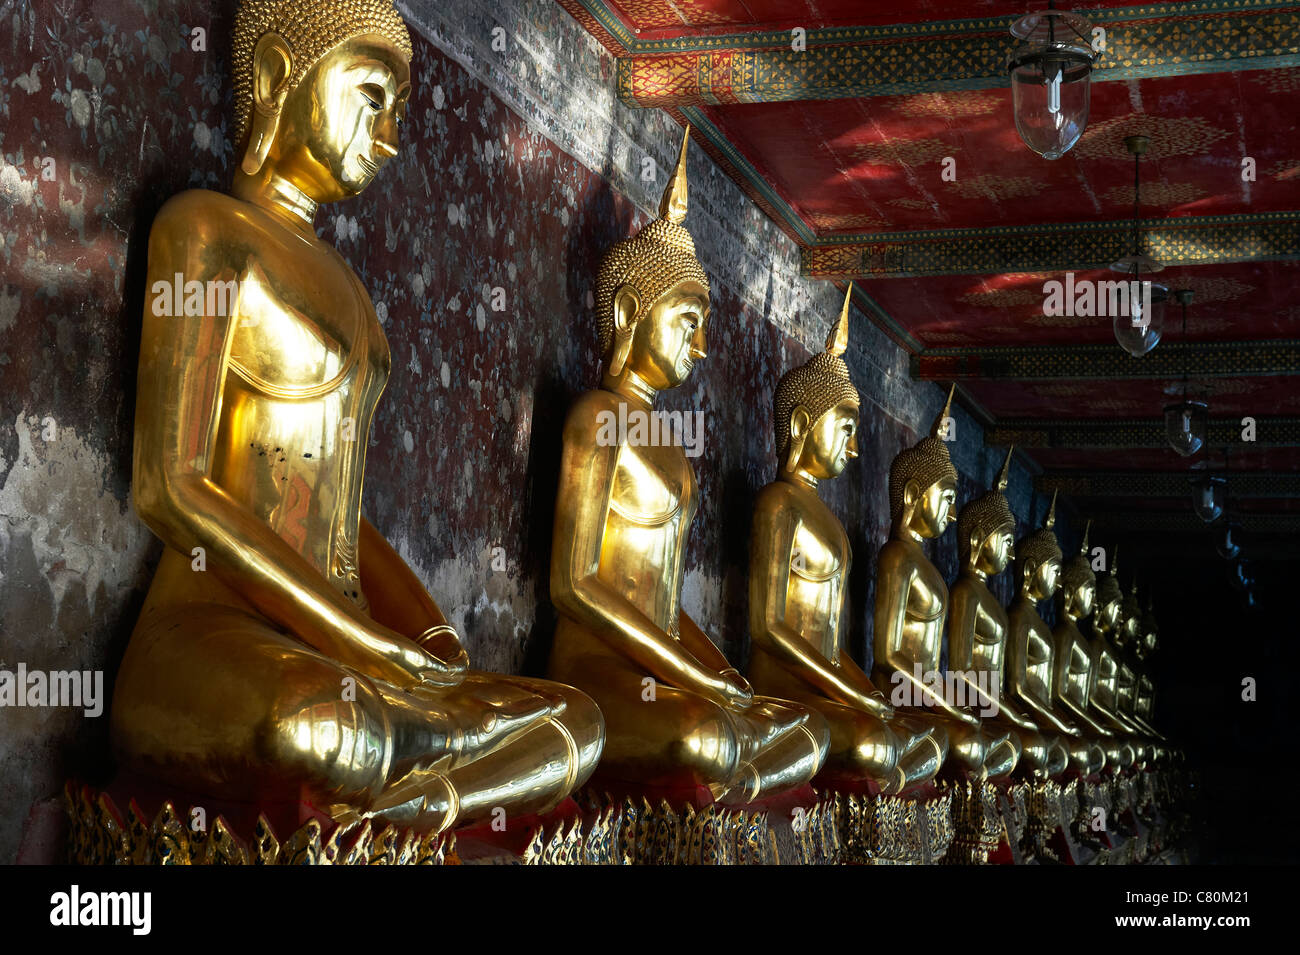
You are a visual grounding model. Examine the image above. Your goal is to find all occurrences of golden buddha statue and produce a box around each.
[1071,553,1144,769]
[871,387,1017,779]
[547,128,828,805]
[1085,550,1140,768]
[746,286,946,794]
[949,448,1074,777]
[110,0,604,835]
[1130,597,1165,742]
[1007,500,1102,776]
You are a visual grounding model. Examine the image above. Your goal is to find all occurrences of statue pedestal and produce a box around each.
[61,778,614,865]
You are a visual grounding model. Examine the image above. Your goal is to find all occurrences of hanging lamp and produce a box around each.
[1112,135,1167,356]
[1163,289,1208,456]
[1007,1,1099,159]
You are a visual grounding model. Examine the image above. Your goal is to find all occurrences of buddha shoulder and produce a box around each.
[876,537,921,577]
[150,189,261,245]
[753,479,804,520]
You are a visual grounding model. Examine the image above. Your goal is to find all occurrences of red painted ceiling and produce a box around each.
[868,260,1300,348]
[702,69,1300,235]
[606,0,1144,38]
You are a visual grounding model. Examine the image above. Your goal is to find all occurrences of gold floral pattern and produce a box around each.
[1075,115,1231,161]
[850,137,955,168]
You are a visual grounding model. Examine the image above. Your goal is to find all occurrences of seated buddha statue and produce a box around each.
[1085,551,1141,768]
[746,286,947,794]
[1007,500,1102,777]
[871,387,1018,779]
[110,0,604,834]
[949,448,1074,778]
[547,129,829,805]
[1130,597,1165,741]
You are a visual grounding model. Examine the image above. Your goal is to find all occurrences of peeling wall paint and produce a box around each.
[0,0,1060,862]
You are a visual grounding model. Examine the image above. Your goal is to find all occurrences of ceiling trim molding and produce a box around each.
[613,4,1300,106]
[1087,510,1300,533]
[1037,470,1300,497]
[801,211,1300,278]
[987,416,1300,448]
[911,339,1300,380]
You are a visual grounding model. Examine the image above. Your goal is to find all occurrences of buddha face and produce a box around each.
[801,398,859,479]
[1029,556,1061,600]
[622,281,709,389]
[1095,596,1121,633]
[1067,576,1096,620]
[271,36,411,201]
[976,524,1015,575]
[908,476,957,539]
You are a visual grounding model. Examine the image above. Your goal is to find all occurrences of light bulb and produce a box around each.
[1046,62,1063,114]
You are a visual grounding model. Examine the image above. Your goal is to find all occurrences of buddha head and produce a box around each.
[596,127,711,390]
[1013,491,1062,601]
[1119,575,1144,649]
[774,284,860,481]
[1058,518,1096,622]
[956,447,1016,578]
[233,0,414,200]
[1139,593,1160,660]
[889,384,959,539]
[1092,544,1124,637]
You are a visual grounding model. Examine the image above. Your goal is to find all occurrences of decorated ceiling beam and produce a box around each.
[613,1,1300,107]
[911,340,1300,381]
[800,212,1300,279]
[1037,471,1300,498]
[987,416,1300,449]
[1087,510,1300,535]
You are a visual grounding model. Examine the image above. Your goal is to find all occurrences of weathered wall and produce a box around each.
[0,0,1057,862]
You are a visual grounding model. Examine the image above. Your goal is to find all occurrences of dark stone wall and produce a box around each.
[0,0,1055,862]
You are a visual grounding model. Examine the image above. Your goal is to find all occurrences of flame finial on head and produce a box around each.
[1079,518,1092,556]
[827,282,852,356]
[930,383,955,440]
[659,124,691,225]
[995,446,1012,493]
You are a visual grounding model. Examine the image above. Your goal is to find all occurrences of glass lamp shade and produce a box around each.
[1164,400,1208,457]
[1228,560,1253,593]
[1216,521,1243,560]
[1110,268,1167,357]
[1190,475,1225,523]
[1008,12,1096,160]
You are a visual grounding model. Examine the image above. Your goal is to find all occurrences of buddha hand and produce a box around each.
[720,667,754,709]
[414,624,472,676]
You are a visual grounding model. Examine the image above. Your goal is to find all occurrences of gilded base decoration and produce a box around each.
[64,783,461,866]
[941,779,1006,865]
[819,789,954,865]
[572,791,783,865]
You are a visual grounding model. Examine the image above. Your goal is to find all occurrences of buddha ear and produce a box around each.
[1023,556,1039,586]
[903,478,920,511]
[784,405,811,473]
[242,33,294,176]
[608,285,640,377]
